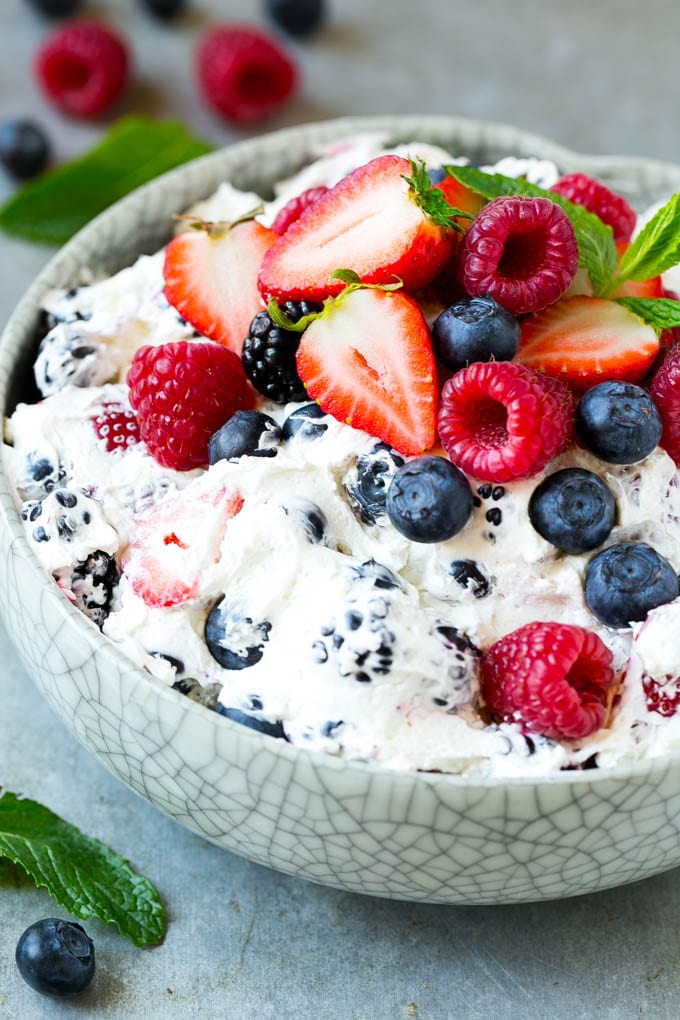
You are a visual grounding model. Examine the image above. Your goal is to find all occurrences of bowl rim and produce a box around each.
[3,111,680,793]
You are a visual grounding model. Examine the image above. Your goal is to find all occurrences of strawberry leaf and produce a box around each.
[616,193,680,284]
[0,790,166,947]
[615,296,680,332]
[443,165,619,295]
[403,159,474,232]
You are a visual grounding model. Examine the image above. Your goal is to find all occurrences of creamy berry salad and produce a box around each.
[6,133,680,777]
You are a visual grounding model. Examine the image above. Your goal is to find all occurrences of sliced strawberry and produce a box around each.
[515,296,659,390]
[296,288,438,455]
[613,241,664,298]
[259,155,454,302]
[434,175,485,227]
[122,482,243,608]
[163,219,276,356]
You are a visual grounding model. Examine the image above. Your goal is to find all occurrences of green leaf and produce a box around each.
[443,165,619,295]
[0,116,214,245]
[615,296,680,332]
[402,159,473,232]
[0,790,166,946]
[616,193,680,285]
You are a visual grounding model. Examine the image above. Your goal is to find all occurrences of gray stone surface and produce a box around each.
[3,0,680,1016]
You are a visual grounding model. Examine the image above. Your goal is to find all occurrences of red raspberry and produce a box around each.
[196,25,298,125]
[437,361,574,482]
[551,173,636,243]
[460,196,578,316]
[271,186,329,235]
[482,621,615,740]
[127,341,253,471]
[35,21,129,119]
[649,343,680,465]
[642,673,680,717]
[92,403,140,452]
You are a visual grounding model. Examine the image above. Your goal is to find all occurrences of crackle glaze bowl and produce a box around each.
[3,115,680,905]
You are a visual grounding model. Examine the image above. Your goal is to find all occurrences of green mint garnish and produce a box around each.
[615,296,680,332]
[612,193,680,290]
[402,159,474,232]
[268,269,403,331]
[0,115,213,245]
[0,789,166,947]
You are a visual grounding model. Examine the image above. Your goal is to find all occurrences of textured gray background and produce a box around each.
[2,0,680,1016]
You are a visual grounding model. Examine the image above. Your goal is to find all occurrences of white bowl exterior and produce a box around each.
[3,115,680,904]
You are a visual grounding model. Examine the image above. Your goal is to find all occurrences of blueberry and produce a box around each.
[281,402,328,441]
[25,0,82,16]
[431,295,520,372]
[140,0,186,19]
[386,456,473,543]
[449,559,491,598]
[576,381,663,464]
[205,599,271,669]
[217,704,287,739]
[286,499,328,543]
[0,119,50,180]
[427,167,448,184]
[345,442,405,525]
[529,467,616,554]
[584,542,679,629]
[265,0,325,36]
[208,410,280,463]
[349,559,402,591]
[15,919,94,997]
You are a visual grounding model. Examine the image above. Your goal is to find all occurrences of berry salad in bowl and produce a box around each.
[4,115,680,904]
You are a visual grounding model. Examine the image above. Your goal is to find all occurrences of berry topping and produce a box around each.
[281,401,328,441]
[259,155,455,302]
[642,673,680,718]
[217,704,287,738]
[649,344,680,465]
[550,172,637,243]
[344,441,405,525]
[15,918,95,998]
[271,186,329,235]
[438,361,574,483]
[516,296,659,390]
[140,0,186,19]
[585,543,679,629]
[163,218,276,357]
[91,403,140,452]
[459,195,578,315]
[35,21,129,119]
[127,341,252,471]
[386,455,473,543]
[242,300,319,402]
[528,467,616,554]
[431,294,520,372]
[575,381,662,464]
[295,286,438,456]
[68,550,119,629]
[196,25,298,125]
[206,599,272,669]
[265,0,325,37]
[0,119,50,180]
[208,410,280,462]
[481,621,615,740]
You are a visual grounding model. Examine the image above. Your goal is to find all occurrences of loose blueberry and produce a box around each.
[345,442,405,525]
[15,919,94,997]
[386,456,473,543]
[208,410,280,463]
[216,705,286,738]
[529,467,616,554]
[140,0,186,19]
[585,542,679,629]
[281,402,328,441]
[431,294,520,373]
[0,119,50,180]
[265,0,325,36]
[205,599,271,669]
[26,0,82,15]
[576,381,663,464]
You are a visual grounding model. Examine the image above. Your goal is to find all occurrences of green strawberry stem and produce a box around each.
[403,159,474,231]
[268,270,404,332]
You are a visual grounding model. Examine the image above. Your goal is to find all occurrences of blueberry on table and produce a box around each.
[25,0,82,15]
[208,410,280,463]
[265,0,325,36]
[576,381,663,464]
[431,294,520,373]
[529,467,616,554]
[585,542,679,629]
[15,918,95,997]
[0,119,50,180]
[386,455,473,543]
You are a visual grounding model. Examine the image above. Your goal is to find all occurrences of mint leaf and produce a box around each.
[0,790,166,946]
[0,116,213,245]
[615,296,680,332]
[443,165,619,295]
[403,160,473,232]
[616,193,680,285]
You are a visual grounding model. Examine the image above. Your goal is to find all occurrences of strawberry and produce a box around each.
[163,218,276,356]
[613,242,664,298]
[258,155,456,302]
[122,481,243,608]
[295,286,438,456]
[515,296,659,390]
[434,174,485,227]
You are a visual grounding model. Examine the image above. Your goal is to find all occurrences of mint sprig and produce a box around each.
[0,116,213,245]
[268,269,403,331]
[615,297,680,332]
[0,790,166,947]
[613,193,680,288]
[403,159,474,232]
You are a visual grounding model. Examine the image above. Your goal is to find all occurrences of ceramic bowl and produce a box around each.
[3,115,680,906]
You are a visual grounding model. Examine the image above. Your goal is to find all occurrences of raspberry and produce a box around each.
[481,621,615,740]
[271,186,329,235]
[127,341,253,471]
[551,172,636,243]
[642,673,680,717]
[460,196,578,315]
[649,343,680,465]
[92,403,140,452]
[35,21,129,119]
[196,25,298,125]
[437,361,574,482]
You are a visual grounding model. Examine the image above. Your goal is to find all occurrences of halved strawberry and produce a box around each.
[515,296,659,390]
[434,175,485,227]
[296,287,438,455]
[122,481,243,608]
[163,219,276,356]
[613,241,664,298]
[259,155,455,302]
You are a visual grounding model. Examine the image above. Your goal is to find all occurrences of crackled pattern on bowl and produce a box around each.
[3,115,680,904]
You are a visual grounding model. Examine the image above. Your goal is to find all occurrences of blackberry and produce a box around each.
[242,301,320,404]
[344,442,405,525]
[69,551,119,629]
